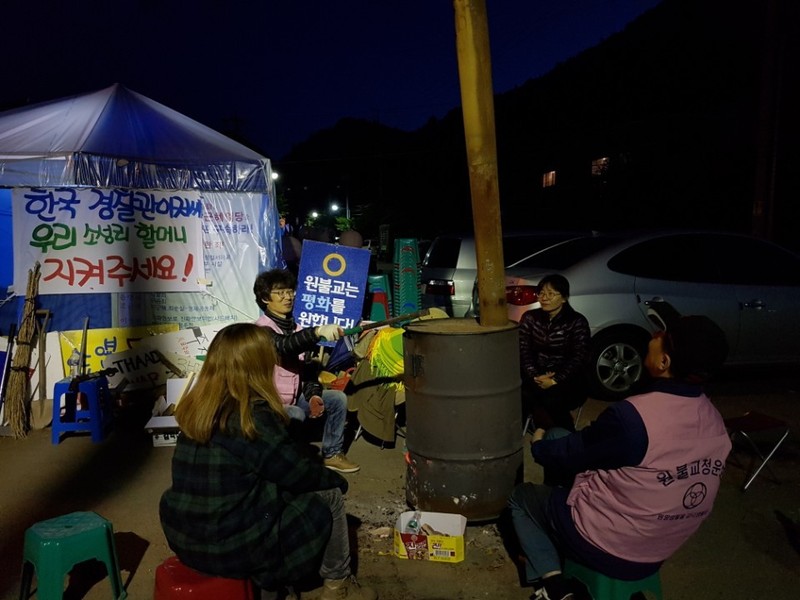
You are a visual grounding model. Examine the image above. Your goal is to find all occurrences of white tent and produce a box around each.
[0,83,273,192]
[0,84,282,331]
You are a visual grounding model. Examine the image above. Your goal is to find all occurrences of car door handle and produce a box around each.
[742,300,766,310]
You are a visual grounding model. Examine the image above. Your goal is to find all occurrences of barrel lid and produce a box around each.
[404,317,517,335]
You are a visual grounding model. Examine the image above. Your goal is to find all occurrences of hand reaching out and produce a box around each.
[317,324,343,341]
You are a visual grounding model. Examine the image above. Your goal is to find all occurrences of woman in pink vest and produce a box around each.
[509,306,732,600]
[254,268,360,474]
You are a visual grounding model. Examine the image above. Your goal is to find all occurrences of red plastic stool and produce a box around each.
[154,556,255,600]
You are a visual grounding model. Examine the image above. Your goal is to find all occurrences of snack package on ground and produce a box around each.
[393,511,466,563]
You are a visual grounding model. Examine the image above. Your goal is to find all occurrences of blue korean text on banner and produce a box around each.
[294,240,370,332]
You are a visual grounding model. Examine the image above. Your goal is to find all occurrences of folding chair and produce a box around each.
[724,411,790,491]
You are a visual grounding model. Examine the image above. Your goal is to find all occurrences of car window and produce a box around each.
[608,234,717,282]
[711,236,800,286]
[422,237,461,268]
[511,236,621,270]
[608,233,800,286]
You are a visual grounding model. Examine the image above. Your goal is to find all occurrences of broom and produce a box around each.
[6,262,41,438]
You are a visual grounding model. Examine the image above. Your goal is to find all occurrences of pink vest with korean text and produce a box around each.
[567,390,732,563]
[255,314,303,407]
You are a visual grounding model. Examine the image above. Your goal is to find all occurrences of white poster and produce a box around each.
[12,187,206,294]
[115,191,269,327]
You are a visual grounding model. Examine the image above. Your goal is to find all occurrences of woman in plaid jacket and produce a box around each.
[159,323,377,600]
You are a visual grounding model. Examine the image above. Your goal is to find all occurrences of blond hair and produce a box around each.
[175,323,288,443]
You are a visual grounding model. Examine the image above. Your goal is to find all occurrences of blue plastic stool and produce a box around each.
[19,511,127,599]
[564,558,662,600]
[52,376,113,444]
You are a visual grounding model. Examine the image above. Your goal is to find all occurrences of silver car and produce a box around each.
[474,230,800,399]
[421,230,585,317]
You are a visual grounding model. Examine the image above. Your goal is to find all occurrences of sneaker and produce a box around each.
[321,575,377,600]
[531,575,574,600]
[324,453,360,473]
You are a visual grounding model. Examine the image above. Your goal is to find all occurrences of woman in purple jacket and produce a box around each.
[519,274,591,431]
[509,310,731,600]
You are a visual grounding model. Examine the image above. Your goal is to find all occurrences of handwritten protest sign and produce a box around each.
[12,187,206,294]
[103,325,222,390]
[102,347,177,390]
[58,324,179,375]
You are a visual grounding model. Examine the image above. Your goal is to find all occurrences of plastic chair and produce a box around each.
[564,558,662,600]
[724,411,790,491]
[154,555,255,600]
[52,376,114,444]
[368,291,391,321]
[19,511,126,599]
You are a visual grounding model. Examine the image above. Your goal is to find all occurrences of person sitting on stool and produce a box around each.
[509,308,731,600]
[519,274,590,431]
[254,268,360,474]
[159,323,377,600]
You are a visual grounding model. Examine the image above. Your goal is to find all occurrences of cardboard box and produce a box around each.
[145,415,179,447]
[393,511,466,563]
[151,431,180,447]
[143,376,194,447]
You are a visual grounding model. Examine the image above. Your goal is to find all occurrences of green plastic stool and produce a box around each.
[564,558,662,600]
[19,511,127,599]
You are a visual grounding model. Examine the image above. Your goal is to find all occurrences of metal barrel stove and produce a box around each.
[403,318,522,521]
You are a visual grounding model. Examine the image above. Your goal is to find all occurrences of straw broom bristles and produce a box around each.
[6,262,41,438]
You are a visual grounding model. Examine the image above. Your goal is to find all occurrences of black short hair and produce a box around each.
[668,315,729,383]
[538,273,570,299]
[253,269,297,312]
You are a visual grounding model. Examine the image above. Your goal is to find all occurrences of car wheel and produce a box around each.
[589,329,650,400]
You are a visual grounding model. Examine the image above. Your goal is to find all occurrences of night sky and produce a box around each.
[3,0,661,159]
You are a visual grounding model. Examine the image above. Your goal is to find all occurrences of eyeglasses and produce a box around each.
[270,289,296,299]
[538,290,562,299]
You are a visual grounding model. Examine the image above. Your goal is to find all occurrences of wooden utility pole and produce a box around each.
[453,0,507,327]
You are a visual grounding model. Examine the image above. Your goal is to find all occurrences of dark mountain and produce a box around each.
[276,0,799,251]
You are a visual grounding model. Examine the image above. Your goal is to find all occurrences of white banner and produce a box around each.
[12,187,206,294]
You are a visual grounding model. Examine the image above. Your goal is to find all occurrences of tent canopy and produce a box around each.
[0,83,273,192]
[0,85,282,333]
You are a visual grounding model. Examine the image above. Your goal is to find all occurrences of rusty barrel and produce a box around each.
[403,318,522,521]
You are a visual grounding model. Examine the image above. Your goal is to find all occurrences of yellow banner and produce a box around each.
[58,323,179,377]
